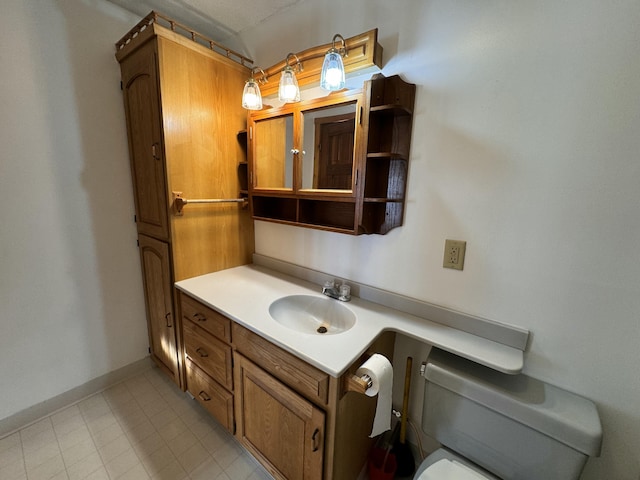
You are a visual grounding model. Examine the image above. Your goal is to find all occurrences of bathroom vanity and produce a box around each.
[177,286,394,480]
[175,259,528,480]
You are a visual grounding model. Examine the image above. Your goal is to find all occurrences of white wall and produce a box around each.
[233,1,640,478]
[0,1,147,420]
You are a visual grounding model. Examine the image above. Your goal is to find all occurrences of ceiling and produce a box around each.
[106,0,304,41]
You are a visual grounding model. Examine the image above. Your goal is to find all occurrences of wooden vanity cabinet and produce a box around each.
[180,291,235,432]
[177,292,394,480]
[233,322,395,480]
[235,354,325,480]
[116,17,254,387]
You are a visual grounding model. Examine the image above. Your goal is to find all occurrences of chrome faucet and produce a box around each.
[322,280,351,302]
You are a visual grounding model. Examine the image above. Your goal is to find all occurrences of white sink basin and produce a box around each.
[268,295,356,335]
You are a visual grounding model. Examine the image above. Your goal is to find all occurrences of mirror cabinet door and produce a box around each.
[253,113,294,190]
[300,101,357,192]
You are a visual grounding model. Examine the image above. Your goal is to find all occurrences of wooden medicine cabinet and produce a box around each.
[248,74,416,235]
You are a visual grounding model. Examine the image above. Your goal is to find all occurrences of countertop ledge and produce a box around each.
[175,264,525,377]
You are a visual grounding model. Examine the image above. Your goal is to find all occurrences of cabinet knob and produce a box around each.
[195,347,209,358]
[165,312,172,328]
[198,391,211,402]
[290,148,300,154]
[193,313,207,322]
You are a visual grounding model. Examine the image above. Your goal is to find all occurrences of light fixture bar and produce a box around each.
[257,28,382,97]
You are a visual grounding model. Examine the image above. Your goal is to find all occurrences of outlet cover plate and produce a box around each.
[443,239,466,270]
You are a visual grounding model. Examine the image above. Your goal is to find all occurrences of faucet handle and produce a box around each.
[323,279,335,289]
[339,283,351,301]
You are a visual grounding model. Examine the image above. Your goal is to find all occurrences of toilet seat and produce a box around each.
[416,458,492,480]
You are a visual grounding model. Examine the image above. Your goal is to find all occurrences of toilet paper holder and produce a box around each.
[344,373,373,394]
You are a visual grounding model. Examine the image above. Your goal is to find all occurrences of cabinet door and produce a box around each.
[235,354,325,480]
[120,41,169,240]
[138,234,178,384]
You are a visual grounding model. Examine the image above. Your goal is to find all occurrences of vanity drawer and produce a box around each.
[183,320,233,390]
[181,293,231,343]
[232,323,329,405]
[185,358,234,433]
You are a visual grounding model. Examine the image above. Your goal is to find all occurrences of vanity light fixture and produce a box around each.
[242,67,268,110]
[320,34,347,91]
[278,53,303,103]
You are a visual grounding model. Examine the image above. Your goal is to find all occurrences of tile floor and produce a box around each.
[0,366,274,480]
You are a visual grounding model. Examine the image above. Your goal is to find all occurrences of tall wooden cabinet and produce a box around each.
[116,15,255,387]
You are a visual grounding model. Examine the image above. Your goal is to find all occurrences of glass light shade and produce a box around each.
[320,50,345,91]
[278,68,300,103]
[242,79,262,110]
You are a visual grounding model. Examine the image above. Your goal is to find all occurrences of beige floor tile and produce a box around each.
[139,445,175,477]
[52,415,88,440]
[83,466,109,480]
[0,432,22,452]
[4,366,278,480]
[175,441,209,473]
[50,406,82,428]
[225,453,260,480]
[156,418,187,443]
[189,457,223,480]
[103,449,140,479]
[147,408,179,431]
[0,443,24,470]
[85,413,117,436]
[21,429,57,455]
[131,432,165,459]
[97,434,132,463]
[19,418,53,442]
[0,456,27,479]
[211,441,243,470]
[50,469,69,480]
[167,430,197,457]
[200,427,234,455]
[149,458,188,480]
[57,425,93,453]
[23,440,61,471]
[122,419,156,445]
[91,422,124,449]
[25,453,65,480]
[117,461,150,480]
[66,451,104,480]
[60,437,97,468]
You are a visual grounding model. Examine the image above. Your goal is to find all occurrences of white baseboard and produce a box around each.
[0,356,154,439]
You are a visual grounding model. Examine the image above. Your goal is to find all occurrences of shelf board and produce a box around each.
[370,104,413,116]
[363,197,404,203]
[366,152,408,160]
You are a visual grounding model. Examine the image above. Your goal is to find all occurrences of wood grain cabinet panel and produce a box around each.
[116,19,254,388]
[181,294,232,343]
[232,323,329,405]
[185,358,234,432]
[235,353,325,480]
[138,234,179,383]
[183,320,233,390]
[120,41,170,241]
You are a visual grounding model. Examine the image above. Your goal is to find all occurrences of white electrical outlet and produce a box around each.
[443,239,466,270]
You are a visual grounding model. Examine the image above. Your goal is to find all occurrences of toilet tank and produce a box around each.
[421,349,602,480]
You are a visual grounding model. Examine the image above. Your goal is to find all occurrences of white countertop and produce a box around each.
[175,264,524,377]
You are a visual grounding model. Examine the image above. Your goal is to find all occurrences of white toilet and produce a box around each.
[414,349,602,480]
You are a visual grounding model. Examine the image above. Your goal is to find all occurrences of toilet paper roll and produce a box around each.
[356,353,394,438]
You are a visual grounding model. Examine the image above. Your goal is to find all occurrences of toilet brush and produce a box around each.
[393,356,415,477]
